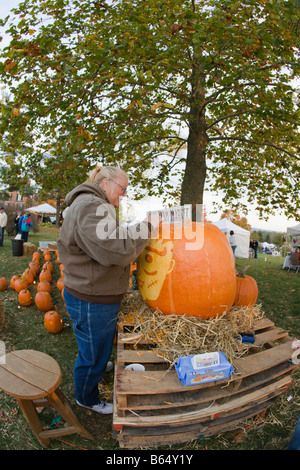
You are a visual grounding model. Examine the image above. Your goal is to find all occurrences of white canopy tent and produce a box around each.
[287,223,300,236]
[26,203,57,222]
[213,219,250,258]
[26,203,56,216]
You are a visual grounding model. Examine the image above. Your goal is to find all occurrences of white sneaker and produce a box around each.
[105,361,114,372]
[76,400,113,414]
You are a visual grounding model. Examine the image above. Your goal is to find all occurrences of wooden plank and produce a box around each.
[252,318,274,330]
[115,339,295,397]
[114,375,291,428]
[116,362,295,413]
[117,349,165,365]
[117,399,275,448]
[252,327,288,346]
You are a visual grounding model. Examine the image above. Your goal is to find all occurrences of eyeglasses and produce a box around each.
[110,179,127,195]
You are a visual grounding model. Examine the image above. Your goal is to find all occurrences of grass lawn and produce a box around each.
[0,227,299,451]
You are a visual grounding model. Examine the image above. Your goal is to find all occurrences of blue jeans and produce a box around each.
[0,227,4,246]
[63,288,120,406]
[287,415,300,450]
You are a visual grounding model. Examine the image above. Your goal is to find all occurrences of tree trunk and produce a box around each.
[55,194,61,228]
[181,56,208,222]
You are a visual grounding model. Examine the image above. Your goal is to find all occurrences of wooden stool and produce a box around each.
[0,349,94,448]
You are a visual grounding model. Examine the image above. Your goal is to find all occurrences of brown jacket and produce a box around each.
[57,183,150,303]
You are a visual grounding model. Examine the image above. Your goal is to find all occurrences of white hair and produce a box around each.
[86,165,128,185]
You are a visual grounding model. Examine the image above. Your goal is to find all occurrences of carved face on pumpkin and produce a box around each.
[137,238,175,301]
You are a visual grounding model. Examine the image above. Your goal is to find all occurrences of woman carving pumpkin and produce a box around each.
[57,166,159,415]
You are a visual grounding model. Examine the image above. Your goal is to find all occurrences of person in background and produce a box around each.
[14,212,22,236]
[18,213,24,233]
[249,239,254,258]
[229,230,237,257]
[21,212,33,242]
[57,165,160,415]
[0,207,8,247]
[253,239,258,259]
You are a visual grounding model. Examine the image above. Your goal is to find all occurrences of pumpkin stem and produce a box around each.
[237,265,250,278]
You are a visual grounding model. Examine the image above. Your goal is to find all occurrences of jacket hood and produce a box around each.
[65,182,109,207]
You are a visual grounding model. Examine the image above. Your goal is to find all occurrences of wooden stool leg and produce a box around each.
[17,398,50,448]
[47,389,94,441]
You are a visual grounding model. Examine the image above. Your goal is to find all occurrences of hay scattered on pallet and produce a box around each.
[119,291,265,366]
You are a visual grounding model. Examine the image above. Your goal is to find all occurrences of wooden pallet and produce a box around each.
[113,317,298,449]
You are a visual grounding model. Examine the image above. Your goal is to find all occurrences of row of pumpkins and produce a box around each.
[0,249,65,334]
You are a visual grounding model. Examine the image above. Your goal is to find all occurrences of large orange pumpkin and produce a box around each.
[0,277,8,291]
[137,222,237,318]
[234,274,258,307]
[35,291,54,312]
[44,310,63,334]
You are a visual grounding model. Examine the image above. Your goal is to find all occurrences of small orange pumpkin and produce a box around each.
[18,289,32,307]
[22,268,34,285]
[43,250,51,261]
[0,277,8,291]
[39,268,52,283]
[44,310,63,334]
[14,277,29,293]
[37,280,52,294]
[10,275,19,289]
[35,291,54,312]
[59,264,65,277]
[234,274,258,307]
[55,250,61,264]
[29,261,40,275]
[32,251,41,261]
[42,261,53,272]
[56,277,64,291]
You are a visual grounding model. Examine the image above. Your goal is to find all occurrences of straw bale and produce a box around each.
[119,291,265,366]
[23,242,37,256]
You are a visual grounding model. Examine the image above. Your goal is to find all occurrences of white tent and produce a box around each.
[213,219,250,258]
[26,203,56,216]
[287,223,300,236]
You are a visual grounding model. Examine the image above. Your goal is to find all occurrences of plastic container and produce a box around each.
[11,238,24,257]
[125,363,145,371]
[175,351,234,386]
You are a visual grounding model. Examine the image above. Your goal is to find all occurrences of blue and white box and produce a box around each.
[175,351,234,386]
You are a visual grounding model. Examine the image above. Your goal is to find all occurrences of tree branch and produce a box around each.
[209,136,300,160]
